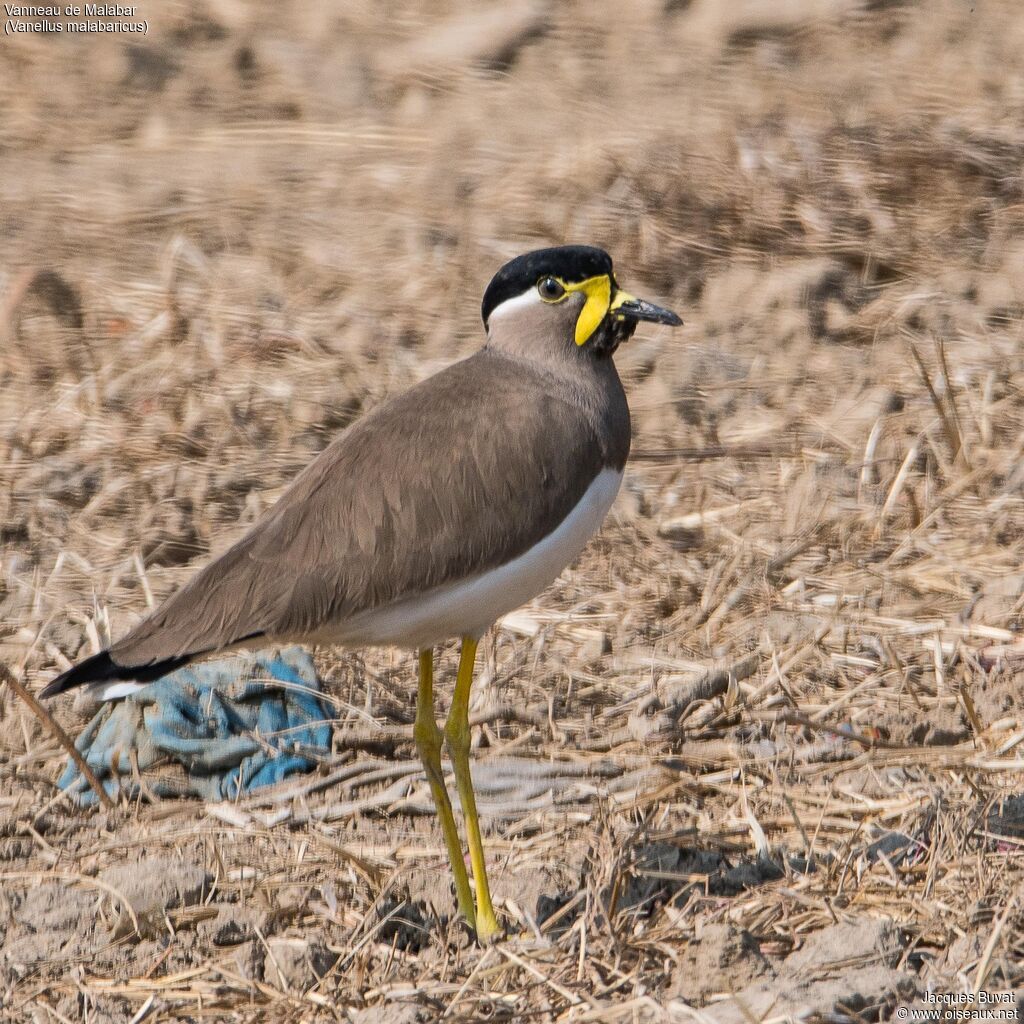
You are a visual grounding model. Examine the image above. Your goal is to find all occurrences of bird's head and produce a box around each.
[481,245,682,360]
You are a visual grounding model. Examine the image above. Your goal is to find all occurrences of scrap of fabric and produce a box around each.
[58,648,333,806]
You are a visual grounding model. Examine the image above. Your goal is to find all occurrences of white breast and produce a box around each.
[332,467,624,650]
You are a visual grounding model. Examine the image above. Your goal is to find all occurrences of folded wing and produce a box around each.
[42,352,609,696]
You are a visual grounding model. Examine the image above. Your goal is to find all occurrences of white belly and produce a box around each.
[332,467,623,650]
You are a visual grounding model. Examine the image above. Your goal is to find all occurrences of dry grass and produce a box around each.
[3,0,1024,1020]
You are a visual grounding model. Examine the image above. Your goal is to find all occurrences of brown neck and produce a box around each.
[484,293,588,373]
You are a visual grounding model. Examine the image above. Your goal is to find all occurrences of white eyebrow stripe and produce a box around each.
[486,288,545,327]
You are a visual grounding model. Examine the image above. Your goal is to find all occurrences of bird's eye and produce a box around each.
[537,277,565,301]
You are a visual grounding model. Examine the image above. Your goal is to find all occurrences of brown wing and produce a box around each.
[102,349,620,671]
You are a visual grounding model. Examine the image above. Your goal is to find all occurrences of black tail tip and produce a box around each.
[40,651,121,698]
[40,650,191,699]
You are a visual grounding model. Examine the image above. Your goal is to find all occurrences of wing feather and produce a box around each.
[102,350,613,672]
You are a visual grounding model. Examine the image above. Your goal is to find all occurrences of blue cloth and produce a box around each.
[58,648,332,806]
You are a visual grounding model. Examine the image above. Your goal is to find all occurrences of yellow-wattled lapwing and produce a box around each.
[42,245,682,941]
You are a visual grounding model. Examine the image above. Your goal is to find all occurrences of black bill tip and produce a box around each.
[613,297,683,327]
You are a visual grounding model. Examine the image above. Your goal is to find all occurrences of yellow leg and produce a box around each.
[445,637,502,942]
[413,648,476,929]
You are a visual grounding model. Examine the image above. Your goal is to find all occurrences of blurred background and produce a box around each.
[3,0,1024,1018]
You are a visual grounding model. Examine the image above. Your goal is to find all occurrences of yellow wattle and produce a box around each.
[571,275,612,346]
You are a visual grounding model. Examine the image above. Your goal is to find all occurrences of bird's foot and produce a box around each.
[473,908,504,945]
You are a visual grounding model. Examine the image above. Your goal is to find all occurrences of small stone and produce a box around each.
[231,940,263,983]
[199,903,262,946]
[666,922,773,1005]
[98,857,211,940]
[264,936,337,992]
[786,917,904,974]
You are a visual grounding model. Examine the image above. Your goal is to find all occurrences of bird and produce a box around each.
[41,244,682,941]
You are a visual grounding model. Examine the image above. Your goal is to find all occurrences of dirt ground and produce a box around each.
[3,0,1024,1020]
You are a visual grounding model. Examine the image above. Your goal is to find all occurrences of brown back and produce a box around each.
[109,348,629,668]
